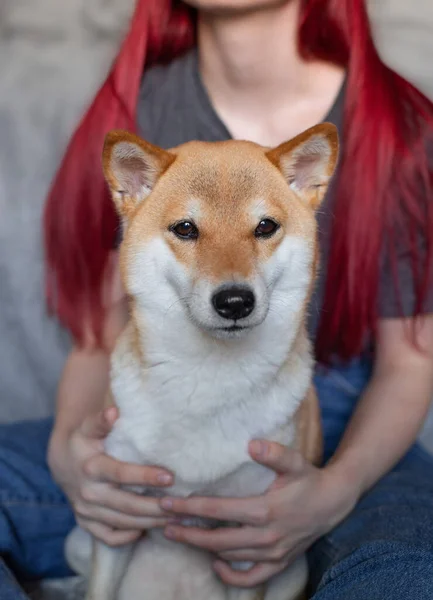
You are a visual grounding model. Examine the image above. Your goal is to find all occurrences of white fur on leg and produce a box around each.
[117,533,227,600]
[65,527,93,578]
[265,555,308,600]
[227,587,264,600]
[86,540,135,600]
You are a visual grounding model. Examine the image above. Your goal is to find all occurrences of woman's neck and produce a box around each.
[198,2,303,104]
[197,1,345,145]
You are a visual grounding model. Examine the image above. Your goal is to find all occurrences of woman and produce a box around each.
[1,0,433,598]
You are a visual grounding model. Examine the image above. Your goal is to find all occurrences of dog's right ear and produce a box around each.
[102,130,176,217]
[266,123,339,211]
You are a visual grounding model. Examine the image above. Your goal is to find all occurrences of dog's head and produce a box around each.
[102,125,338,339]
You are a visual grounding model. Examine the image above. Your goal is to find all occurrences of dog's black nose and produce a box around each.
[212,287,255,320]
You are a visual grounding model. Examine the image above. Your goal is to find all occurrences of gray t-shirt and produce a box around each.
[137,49,432,337]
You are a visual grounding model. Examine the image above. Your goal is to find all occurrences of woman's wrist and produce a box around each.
[319,460,363,529]
[47,424,72,477]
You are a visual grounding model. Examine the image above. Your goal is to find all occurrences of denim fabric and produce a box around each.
[0,358,432,599]
[0,562,29,600]
[314,357,373,462]
[308,446,433,599]
[0,418,75,599]
[308,357,433,599]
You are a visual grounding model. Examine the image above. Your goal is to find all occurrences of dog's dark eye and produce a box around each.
[254,219,280,239]
[170,221,199,240]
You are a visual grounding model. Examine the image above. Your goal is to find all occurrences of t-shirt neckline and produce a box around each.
[189,47,346,142]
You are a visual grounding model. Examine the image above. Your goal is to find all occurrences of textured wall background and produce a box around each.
[0,0,432,450]
[369,0,433,98]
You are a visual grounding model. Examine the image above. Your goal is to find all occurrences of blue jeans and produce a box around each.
[308,359,433,599]
[0,358,432,599]
[0,419,75,600]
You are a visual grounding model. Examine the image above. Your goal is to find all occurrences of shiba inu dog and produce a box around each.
[67,123,338,600]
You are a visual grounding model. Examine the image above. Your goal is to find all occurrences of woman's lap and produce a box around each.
[0,360,432,599]
[309,359,433,598]
[0,562,29,600]
[0,418,74,583]
[308,447,433,598]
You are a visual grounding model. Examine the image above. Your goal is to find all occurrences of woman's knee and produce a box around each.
[309,541,433,599]
[0,560,29,600]
[0,418,53,461]
[0,418,74,579]
[308,458,433,599]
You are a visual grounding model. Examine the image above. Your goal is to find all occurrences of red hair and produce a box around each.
[44,0,194,342]
[45,0,433,360]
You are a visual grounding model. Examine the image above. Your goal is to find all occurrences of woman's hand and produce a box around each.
[159,441,358,587]
[48,406,173,546]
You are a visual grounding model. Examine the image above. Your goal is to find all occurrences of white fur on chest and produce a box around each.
[106,312,312,500]
[105,233,314,501]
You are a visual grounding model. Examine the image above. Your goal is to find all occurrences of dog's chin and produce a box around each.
[191,317,265,340]
[208,324,256,340]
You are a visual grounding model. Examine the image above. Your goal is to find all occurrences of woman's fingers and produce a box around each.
[164,524,276,552]
[214,559,287,587]
[78,483,168,518]
[84,453,173,487]
[249,440,307,475]
[220,540,310,572]
[75,502,169,531]
[219,544,289,563]
[161,495,269,526]
[77,518,141,547]
[79,407,118,440]
[97,486,170,517]
[75,481,170,535]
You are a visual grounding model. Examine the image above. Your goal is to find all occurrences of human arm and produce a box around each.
[325,315,433,491]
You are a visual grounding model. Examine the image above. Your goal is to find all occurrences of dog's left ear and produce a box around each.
[102,130,176,217]
[266,123,339,210]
